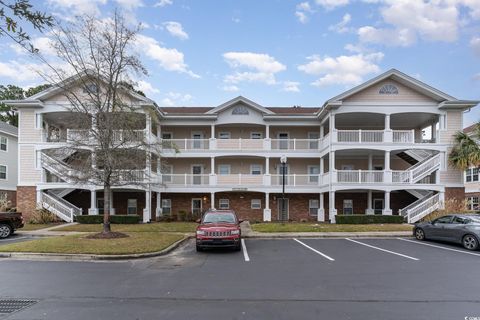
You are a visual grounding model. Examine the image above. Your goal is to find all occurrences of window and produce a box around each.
[162,165,173,183]
[84,83,98,94]
[343,199,353,215]
[251,199,261,209]
[468,197,479,211]
[453,216,468,224]
[218,164,231,175]
[434,216,453,224]
[379,84,398,94]
[0,136,7,151]
[308,166,320,183]
[219,132,231,139]
[232,105,249,115]
[162,133,172,139]
[0,191,6,201]
[219,199,229,209]
[162,199,171,215]
[251,164,262,175]
[465,168,479,182]
[127,199,137,215]
[0,165,6,180]
[309,199,319,216]
[251,132,263,139]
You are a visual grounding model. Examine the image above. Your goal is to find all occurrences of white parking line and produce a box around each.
[398,238,480,257]
[345,238,419,261]
[293,238,335,261]
[241,239,250,262]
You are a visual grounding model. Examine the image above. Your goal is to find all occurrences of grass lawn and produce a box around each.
[21,224,61,231]
[251,223,413,233]
[0,232,185,255]
[56,222,197,233]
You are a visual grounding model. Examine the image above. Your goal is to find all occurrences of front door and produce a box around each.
[192,198,202,216]
[192,165,203,185]
[278,133,289,150]
[278,198,289,221]
[373,199,384,215]
[192,132,203,149]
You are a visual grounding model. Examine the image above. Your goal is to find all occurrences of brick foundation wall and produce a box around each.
[445,187,465,202]
[16,186,36,220]
[0,190,16,207]
[334,191,416,216]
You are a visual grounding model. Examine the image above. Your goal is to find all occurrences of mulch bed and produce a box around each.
[85,232,129,239]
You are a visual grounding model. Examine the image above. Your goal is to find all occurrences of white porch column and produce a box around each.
[210,157,216,186]
[155,192,162,218]
[265,125,270,139]
[384,150,392,183]
[320,125,324,139]
[366,190,374,215]
[143,190,151,222]
[384,114,391,130]
[383,191,392,215]
[329,191,337,223]
[209,124,216,150]
[318,193,325,222]
[368,153,373,170]
[431,123,437,142]
[211,192,215,209]
[263,193,271,221]
[211,124,215,139]
[384,114,393,142]
[264,125,271,150]
[88,189,98,215]
[264,157,271,186]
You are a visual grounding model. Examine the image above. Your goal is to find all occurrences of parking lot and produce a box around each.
[1,237,480,320]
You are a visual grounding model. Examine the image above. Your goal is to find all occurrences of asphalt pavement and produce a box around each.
[1,237,480,320]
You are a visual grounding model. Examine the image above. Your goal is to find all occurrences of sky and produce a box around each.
[1,0,480,127]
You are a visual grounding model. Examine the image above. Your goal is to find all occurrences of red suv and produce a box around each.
[196,210,242,252]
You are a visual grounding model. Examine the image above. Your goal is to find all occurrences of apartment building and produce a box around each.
[463,124,480,211]
[0,121,18,206]
[6,69,479,223]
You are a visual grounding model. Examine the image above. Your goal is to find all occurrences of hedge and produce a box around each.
[75,215,141,224]
[335,214,405,224]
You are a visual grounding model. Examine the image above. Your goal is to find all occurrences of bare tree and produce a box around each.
[39,12,161,235]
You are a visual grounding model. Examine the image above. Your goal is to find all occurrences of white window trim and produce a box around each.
[373,198,384,214]
[162,199,172,215]
[343,199,353,215]
[162,165,173,182]
[0,164,7,180]
[308,165,320,183]
[250,164,263,175]
[250,132,263,139]
[251,199,261,209]
[219,199,230,209]
[161,132,173,139]
[309,199,319,216]
[218,164,231,175]
[0,135,7,152]
[218,132,231,139]
[127,199,137,215]
[191,198,202,214]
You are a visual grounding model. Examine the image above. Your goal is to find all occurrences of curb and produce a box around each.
[0,236,193,261]
[243,231,413,239]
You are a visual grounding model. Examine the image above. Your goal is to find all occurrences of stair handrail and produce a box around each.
[411,154,441,181]
[406,193,440,223]
[45,191,82,215]
[399,191,433,216]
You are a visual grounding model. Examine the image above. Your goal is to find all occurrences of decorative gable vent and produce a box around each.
[232,105,249,115]
[379,84,398,95]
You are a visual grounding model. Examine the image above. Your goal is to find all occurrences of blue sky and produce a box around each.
[1,0,480,127]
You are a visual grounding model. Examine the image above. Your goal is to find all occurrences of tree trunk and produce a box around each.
[103,184,111,233]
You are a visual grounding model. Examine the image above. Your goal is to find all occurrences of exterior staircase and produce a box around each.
[41,191,82,222]
[399,192,441,223]
[393,153,441,184]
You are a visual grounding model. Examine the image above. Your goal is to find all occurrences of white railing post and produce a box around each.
[239,138,242,150]
[293,139,296,150]
[359,129,362,143]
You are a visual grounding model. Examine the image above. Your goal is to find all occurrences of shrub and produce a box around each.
[177,210,187,221]
[422,198,472,222]
[336,214,404,224]
[29,207,60,224]
[0,198,12,212]
[76,215,141,224]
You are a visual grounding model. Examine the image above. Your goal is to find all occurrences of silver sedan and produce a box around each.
[414,214,480,250]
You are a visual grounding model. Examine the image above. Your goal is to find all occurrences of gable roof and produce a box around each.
[326,68,457,104]
[158,106,320,115]
[0,121,18,137]
[206,96,275,115]
[464,123,478,135]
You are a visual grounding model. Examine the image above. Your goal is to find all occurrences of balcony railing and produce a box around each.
[336,170,384,183]
[270,174,321,186]
[337,130,384,143]
[216,174,264,185]
[270,139,322,150]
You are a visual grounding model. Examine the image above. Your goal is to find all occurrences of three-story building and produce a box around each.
[6,69,478,223]
[0,121,18,206]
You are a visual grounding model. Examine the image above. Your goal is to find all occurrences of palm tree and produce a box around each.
[449,122,480,170]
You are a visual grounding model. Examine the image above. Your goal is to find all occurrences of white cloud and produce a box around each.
[154,0,172,7]
[329,13,352,33]
[283,81,300,92]
[135,34,199,78]
[47,0,107,16]
[295,2,314,23]
[223,52,286,85]
[161,98,175,106]
[222,85,240,92]
[115,0,143,10]
[160,92,193,106]
[136,80,159,95]
[298,52,384,86]
[315,0,349,10]
[358,26,416,46]
[471,36,480,56]
[162,21,189,40]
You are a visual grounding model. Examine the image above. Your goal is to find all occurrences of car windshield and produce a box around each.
[202,212,236,224]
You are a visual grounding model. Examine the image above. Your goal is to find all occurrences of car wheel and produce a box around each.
[196,245,203,252]
[414,228,426,241]
[462,234,479,251]
[0,224,12,239]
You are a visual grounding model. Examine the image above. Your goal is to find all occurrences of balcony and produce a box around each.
[333,129,436,144]
[45,129,147,143]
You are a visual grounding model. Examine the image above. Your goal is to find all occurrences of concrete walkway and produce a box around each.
[17,223,84,237]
